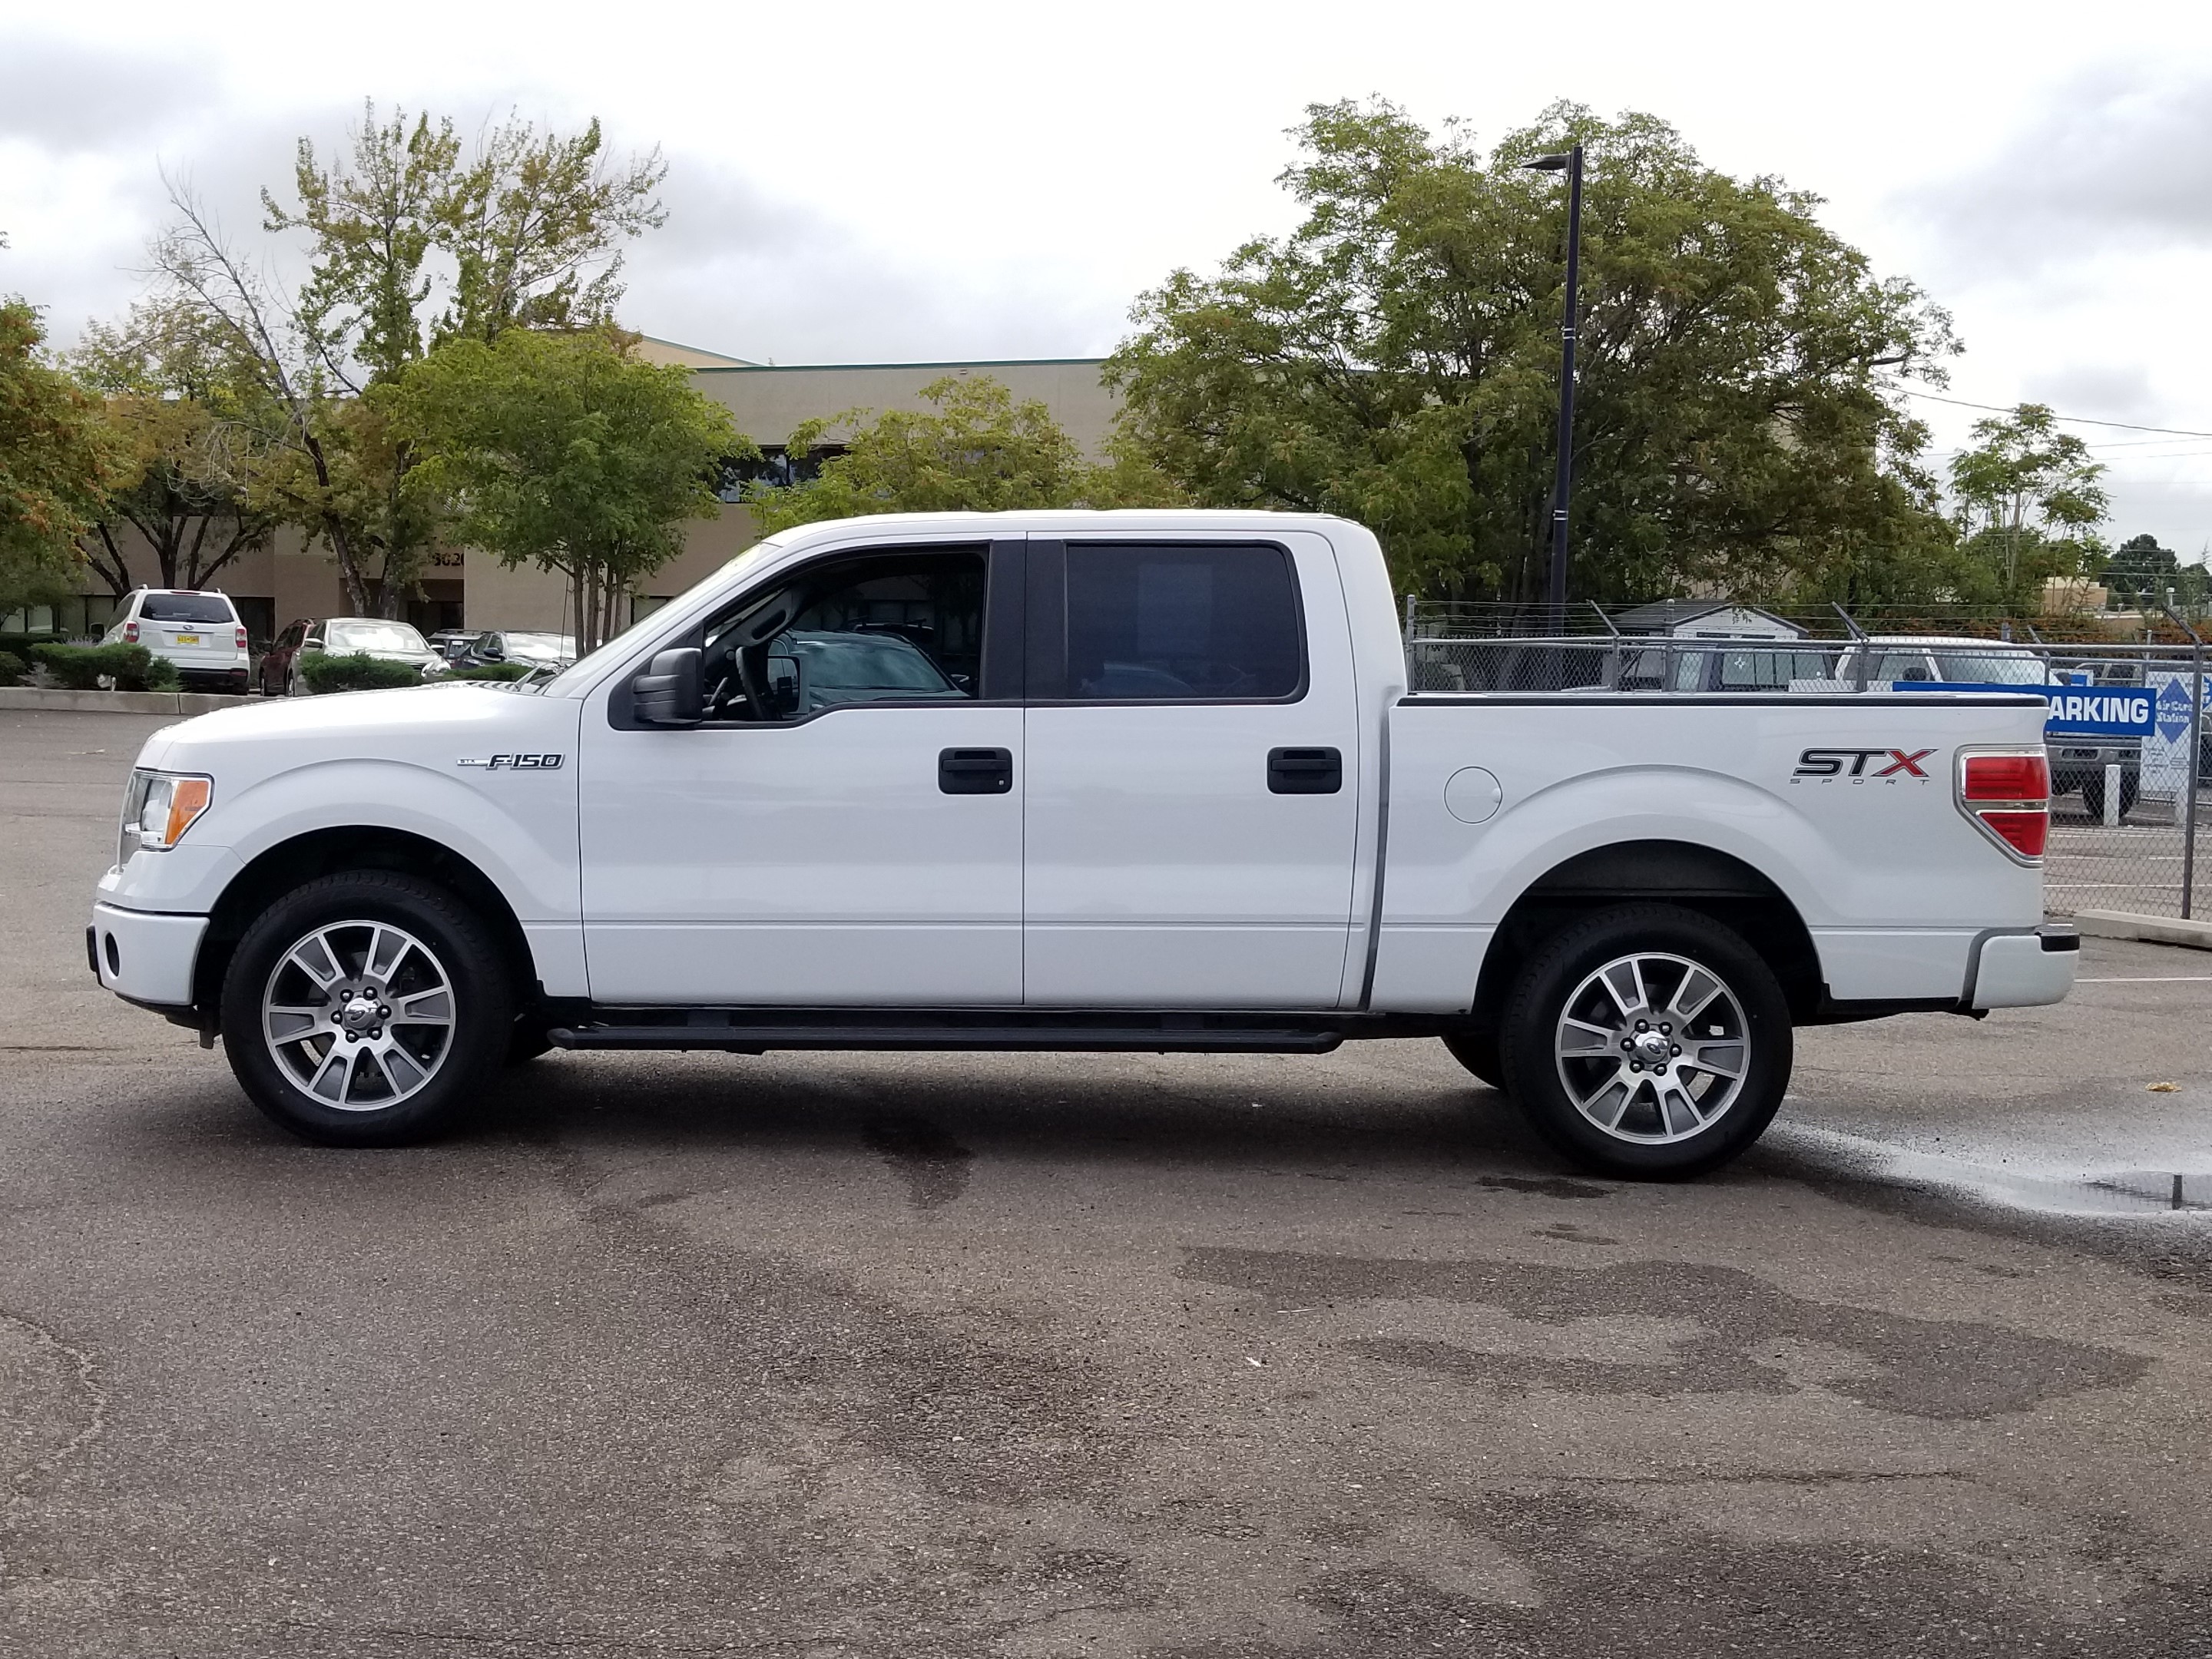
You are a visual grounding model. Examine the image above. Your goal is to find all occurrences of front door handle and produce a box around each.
[1268,746,1342,794]
[939,747,1014,795]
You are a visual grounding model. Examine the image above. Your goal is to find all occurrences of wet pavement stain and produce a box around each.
[1206,1488,2212,1659]
[1474,1174,1611,1200]
[1181,1247,2147,1419]
[861,1110,975,1211]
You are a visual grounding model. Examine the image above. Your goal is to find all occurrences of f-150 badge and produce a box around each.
[457,753,565,770]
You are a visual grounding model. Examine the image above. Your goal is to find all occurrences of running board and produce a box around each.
[547,1012,1351,1055]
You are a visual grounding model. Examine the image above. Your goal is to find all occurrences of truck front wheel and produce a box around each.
[217,871,516,1146]
[1498,904,1791,1179]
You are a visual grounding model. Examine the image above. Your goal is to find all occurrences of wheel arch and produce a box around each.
[191,826,537,1025]
[1468,839,1823,1035]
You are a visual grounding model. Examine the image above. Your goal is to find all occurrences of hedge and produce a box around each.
[30,642,180,691]
[449,661,535,682]
[0,650,25,686]
[300,652,428,694]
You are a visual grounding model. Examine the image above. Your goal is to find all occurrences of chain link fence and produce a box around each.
[1401,601,2210,923]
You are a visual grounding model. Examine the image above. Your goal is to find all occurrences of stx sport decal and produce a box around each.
[1793,747,1936,781]
[457,753,565,770]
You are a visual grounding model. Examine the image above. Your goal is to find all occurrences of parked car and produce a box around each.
[765,629,969,714]
[427,630,482,664]
[1615,641,1843,693]
[101,590,249,693]
[89,511,2073,1176]
[261,618,449,696]
[459,631,576,673]
[1837,636,2139,820]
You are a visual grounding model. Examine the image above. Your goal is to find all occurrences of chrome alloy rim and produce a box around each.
[1553,952,1750,1144]
[261,921,456,1111]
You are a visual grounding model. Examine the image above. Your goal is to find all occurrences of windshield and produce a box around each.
[139,593,236,624]
[326,620,430,653]
[1932,651,2048,686]
[785,632,955,692]
[502,632,575,662]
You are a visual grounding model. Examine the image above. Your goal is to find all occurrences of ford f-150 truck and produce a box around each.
[88,512,2076,1176]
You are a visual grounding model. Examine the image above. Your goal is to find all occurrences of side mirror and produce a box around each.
[632,647,704,727]
[480,641,505,661]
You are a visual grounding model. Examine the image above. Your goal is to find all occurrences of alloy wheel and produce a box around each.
[1552,951,1750,1144]
[260,920,457,1111]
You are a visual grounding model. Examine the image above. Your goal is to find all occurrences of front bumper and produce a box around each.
[88,902,208,1010]
[1967,924,2078,1009]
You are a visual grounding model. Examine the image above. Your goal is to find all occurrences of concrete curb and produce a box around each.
[2072,909,2212,951]
[0,687,254,717]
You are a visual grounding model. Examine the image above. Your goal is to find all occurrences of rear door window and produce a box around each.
[139,594,236,624]
[1058,543,1303,701]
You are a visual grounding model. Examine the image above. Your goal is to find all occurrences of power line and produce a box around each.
[1896,388,2212,439]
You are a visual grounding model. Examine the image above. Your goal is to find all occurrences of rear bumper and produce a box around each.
[88,902,207,1011]
[1967,924,2078,1009]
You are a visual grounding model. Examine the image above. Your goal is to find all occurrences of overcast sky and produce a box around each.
[5,0,2209,555]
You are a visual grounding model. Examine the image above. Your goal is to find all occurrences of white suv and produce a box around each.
[103,590,250,694]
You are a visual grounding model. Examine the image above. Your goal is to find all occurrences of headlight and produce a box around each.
[119,770,214,865]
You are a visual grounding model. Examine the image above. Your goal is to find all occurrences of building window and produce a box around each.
[716,445,849,503]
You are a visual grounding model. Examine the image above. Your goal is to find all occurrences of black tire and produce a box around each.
[2079,773,2137,823]
[1498,903,1792,1180]
[218,871,515,1146]
[1441,1029,1505,1091]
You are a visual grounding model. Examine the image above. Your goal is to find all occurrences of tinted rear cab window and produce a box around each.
[1062,543,1302,700]
[139,594,237,624]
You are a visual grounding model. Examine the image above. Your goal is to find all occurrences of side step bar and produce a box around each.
[548,1022,1346,1055]
[541,1005,1389,1055]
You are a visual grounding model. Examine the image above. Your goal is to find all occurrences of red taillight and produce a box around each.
[1962,753,2048,801]
[1978,810,2048,858]
[123,621,138,643]
[235,627,248,651]
[1957,749,2048,862]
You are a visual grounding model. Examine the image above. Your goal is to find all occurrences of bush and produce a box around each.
[0,650,24,685]
[449,661,535,682]
[31,642,180,691]
[300,652,428,694]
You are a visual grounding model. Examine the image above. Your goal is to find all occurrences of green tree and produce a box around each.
[1106,99,1957,604]
[744,373,1182,535]
[388,329,742,652]
[148,104,666,617]
[436,117,667,346]
[1946,402,2108,604]
[2098,532,2207,611]
[0,290,122,613]
[69,297,276,598]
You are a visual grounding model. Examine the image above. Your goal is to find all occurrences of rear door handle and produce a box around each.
[1268,746,1342,794]
[939,747,1014,795]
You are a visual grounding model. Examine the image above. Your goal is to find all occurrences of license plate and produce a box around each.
[174,634,200,645]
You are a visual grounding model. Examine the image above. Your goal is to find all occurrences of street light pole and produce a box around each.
[1523,144,1584,632]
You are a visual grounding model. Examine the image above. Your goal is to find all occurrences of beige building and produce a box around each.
[12,345,1118,644]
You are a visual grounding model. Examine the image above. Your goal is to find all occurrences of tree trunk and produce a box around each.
[85,525,135,600]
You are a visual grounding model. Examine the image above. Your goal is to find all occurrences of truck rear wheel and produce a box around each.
[218,871,515,1146]
[1498,903,1791,1179]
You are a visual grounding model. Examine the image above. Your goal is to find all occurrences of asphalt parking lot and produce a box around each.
[5,710,2212,1657]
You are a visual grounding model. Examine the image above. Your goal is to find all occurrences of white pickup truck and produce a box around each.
[88,512,2075,1176]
